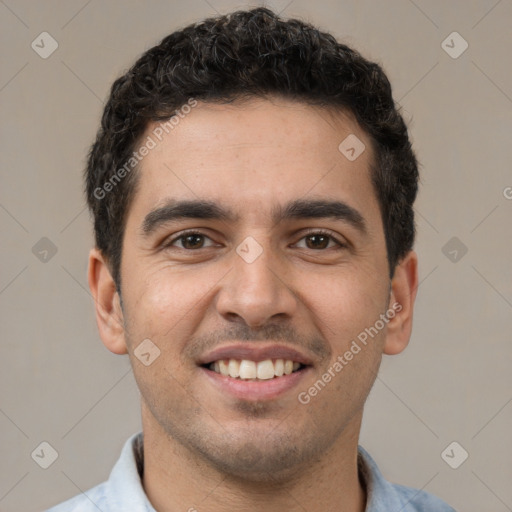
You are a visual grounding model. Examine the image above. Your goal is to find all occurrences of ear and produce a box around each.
[87,247,128,355]
[383,250,418,356]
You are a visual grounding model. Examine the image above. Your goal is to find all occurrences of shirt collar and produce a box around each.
[106,432,155,511]
[357,444,408,511]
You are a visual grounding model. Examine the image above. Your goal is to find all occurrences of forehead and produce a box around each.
[128,97,381,229]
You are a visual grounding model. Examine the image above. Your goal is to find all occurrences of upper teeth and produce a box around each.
[210,359,301,380]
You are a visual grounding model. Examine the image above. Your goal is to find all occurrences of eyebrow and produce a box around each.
[141,198,367,236]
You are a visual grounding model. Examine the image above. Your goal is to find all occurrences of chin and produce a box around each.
[191,432,324,483]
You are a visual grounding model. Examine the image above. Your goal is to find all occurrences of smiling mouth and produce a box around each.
[203,358,306,380]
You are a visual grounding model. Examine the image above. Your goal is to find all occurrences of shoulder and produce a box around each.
[44,482,108,512]
[389,482,457,511]
[357,445,457,512]
[44,432,145,512]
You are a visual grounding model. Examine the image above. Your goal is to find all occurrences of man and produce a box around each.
[48,7,455,512]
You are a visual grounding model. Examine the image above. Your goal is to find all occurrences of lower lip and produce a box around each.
[200,367,310,401]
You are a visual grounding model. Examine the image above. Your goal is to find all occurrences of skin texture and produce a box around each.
[88,96,418,512]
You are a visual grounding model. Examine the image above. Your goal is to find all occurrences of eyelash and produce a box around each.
[164,229,347,251]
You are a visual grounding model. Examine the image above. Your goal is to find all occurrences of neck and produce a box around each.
[141,407,366,512]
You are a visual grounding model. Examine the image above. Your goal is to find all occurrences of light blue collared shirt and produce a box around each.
[46,432,456,511]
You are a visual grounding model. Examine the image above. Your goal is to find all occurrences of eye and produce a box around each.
[294,230,346,250]
[163,229,346,251]
[165,231,216,250]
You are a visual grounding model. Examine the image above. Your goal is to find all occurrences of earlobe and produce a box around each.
[383,250,419,356]
[87,248,128,355]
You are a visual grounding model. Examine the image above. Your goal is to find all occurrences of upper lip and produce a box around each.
[198,343,314,366]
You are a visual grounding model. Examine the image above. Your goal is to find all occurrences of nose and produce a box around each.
[215,239,298,328]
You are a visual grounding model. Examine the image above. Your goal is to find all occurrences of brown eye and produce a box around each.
[295,230,344,250]
[166,231,215,250]
[180,234,205,249]
[305,234,331,249]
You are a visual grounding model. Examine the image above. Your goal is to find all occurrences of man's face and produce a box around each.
[117,97,392,479]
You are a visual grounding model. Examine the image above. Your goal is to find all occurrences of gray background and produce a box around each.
[1,1,511,511]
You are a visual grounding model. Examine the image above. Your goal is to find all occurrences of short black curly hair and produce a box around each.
[86,6,418,291]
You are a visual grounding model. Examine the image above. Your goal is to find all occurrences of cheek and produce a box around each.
[307,267,388,346]
[123,265,217,347]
